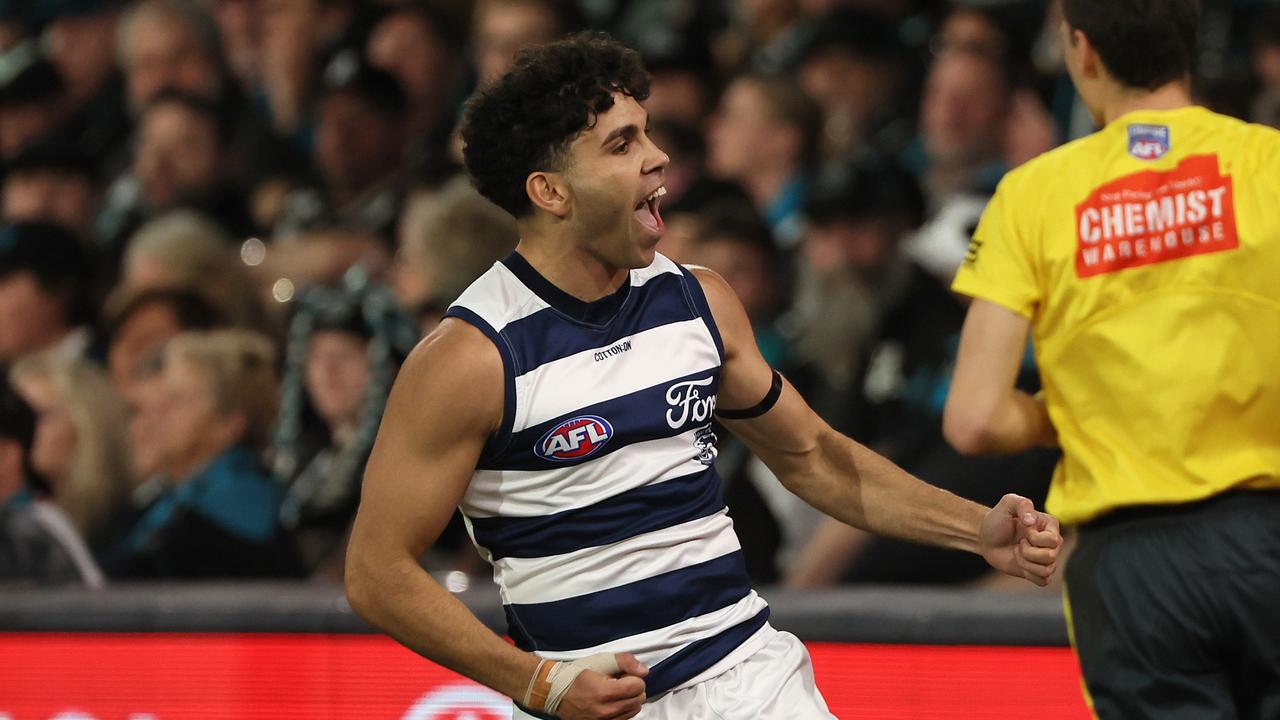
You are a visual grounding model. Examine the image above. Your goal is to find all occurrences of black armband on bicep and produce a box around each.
[717,369,784,420]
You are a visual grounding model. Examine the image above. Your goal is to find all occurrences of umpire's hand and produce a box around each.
[979,493,1064,586]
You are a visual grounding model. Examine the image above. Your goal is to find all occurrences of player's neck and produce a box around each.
[512,240,630,304]
[1099,80,1194,126]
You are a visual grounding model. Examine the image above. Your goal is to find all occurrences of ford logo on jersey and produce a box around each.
[535,415,614,461]
[1128,124,1170,160]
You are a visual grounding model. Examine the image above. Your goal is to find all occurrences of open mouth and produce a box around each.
[633,185,667,234]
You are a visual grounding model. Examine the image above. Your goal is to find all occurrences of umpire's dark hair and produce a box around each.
[1060,0,1201,91]
[460,32,650,218]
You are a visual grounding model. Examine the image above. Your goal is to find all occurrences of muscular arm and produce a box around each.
[693,268,1060,583]
[943,299,1057,455]
[344,319,538,699]
[346,321,647,720]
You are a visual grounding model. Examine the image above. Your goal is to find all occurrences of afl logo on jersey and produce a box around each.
[535,415,614,461]
[1128,124,1170,160]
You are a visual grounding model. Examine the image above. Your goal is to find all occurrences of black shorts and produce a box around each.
[1064,490,1280,720]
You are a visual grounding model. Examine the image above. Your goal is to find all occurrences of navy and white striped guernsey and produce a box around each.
[446,251,771,702]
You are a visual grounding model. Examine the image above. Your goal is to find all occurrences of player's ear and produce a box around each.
[526,171,572,219]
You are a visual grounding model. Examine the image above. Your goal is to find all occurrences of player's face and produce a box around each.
[561,93,670,270]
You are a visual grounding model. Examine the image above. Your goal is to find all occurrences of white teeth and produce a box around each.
[646,186,667,203]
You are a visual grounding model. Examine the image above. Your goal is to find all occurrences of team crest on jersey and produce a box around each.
[1128,124,1170,160]
[535,415,614,461]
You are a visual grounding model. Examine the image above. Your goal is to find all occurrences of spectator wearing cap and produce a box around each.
[794,8,913,158]
[0,44,68,161]
[0,376,104,586]
[2,141,101,242]
[0,222,95,365]
[40,0,132,174]
[41,0,126,108]
[275,52,409,242]
[786,154,925,434]
[272,272,417,577]
[10,352,134,556]
[706,74,822,248]
[109,329,296,579]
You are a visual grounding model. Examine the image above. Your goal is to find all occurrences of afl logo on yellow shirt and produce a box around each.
[1128,124,1170,159]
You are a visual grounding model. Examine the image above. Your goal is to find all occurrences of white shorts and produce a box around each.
[512,624,835,719]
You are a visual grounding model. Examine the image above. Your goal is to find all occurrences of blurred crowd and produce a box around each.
[0,0,1275,588]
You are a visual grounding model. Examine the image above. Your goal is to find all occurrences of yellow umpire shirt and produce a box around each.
[952,105,1280,525]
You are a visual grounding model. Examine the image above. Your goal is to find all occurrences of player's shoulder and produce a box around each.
[399,318,504,394]
[683,263,734,309]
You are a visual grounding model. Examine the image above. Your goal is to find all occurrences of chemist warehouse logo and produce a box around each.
[1074,154,1238,278]
[534,415,613,461]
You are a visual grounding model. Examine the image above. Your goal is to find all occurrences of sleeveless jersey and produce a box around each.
[445,251,771,700]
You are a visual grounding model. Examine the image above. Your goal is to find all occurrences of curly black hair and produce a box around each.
[460,32,650,218]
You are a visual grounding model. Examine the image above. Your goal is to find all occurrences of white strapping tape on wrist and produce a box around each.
[539,653,622,715]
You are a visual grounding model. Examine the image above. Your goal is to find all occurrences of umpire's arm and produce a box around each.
[692,267,1062,585]
[943,298,1057,454]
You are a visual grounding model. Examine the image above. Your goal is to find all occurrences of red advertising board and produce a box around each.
[0,633,1091,719]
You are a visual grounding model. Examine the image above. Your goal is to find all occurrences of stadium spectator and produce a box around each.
[782,153,925,433]
[110,329,295,578]
[685,200,788,366]
[119,210,273,336]
[10,353,134,553]
[0,222,95,365]
[41,0,132,170]
[104,288,225,402]
[794,8,912,157]
[272,274,416,577]
[121,352,169,502]
[642,56,714,130]
[911,47,1011,200]
[0,377,103,586]
[366,3,466,147]
[117,0,304,200]
[1,142,101,242]
[705,74,821,247]
[471,0,583,86]
[0,48,68,162]
[98,90,256,250]
[207,0,265,92]
[274,52,408,242]
[116,0,225,113]
[393,178,519,333]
